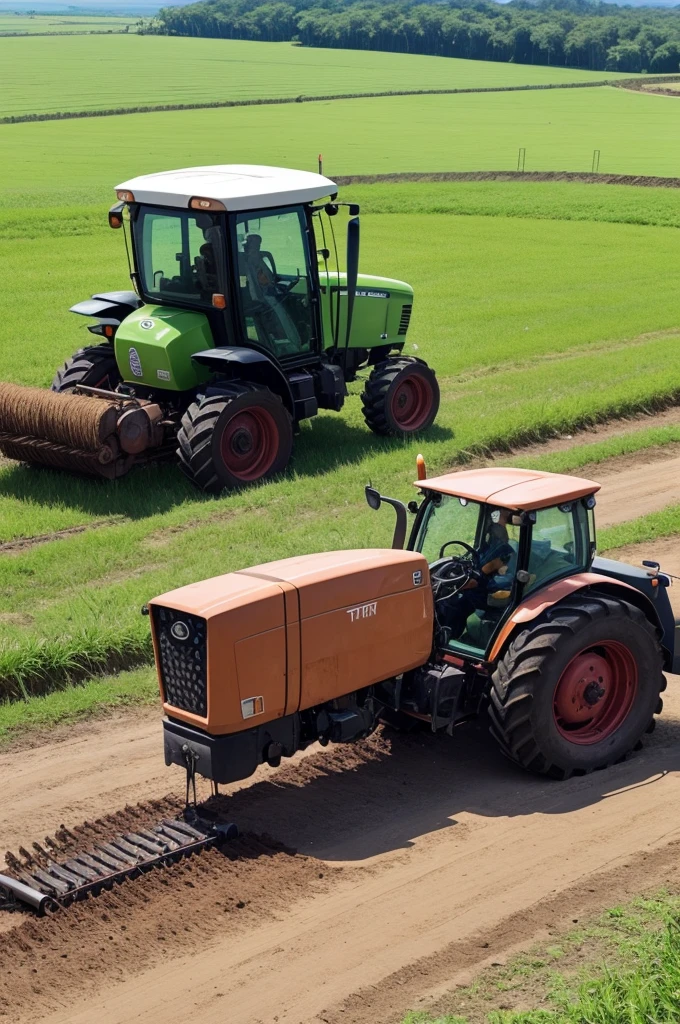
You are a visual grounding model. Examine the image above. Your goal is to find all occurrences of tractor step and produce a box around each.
[0,814,238,915]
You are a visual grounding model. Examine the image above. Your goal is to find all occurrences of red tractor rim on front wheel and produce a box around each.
[390,373,433,431]
[553,641,638,745]
[219,406,279,482]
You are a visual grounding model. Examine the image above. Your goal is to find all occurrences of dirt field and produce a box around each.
[4,431,680,1024]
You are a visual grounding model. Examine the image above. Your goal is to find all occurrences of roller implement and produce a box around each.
[0,165,439,490]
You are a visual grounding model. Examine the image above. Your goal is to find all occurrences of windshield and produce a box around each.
[415,494,482,562]
[135,207,224,307]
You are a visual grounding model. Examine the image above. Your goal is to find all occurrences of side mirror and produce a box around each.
[365,486,381,511]
[108,201,125,229]
[348,203,360,216]
[364,485,407,549]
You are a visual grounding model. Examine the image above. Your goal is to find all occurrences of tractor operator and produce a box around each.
[438,508,517,643]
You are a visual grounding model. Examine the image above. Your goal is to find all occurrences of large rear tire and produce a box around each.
[177,382,293,492]
[361,357,439,437]
[488,593,665,780]
[51,343,122,393]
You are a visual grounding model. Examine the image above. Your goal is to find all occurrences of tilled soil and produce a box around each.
[3,711,680,1024]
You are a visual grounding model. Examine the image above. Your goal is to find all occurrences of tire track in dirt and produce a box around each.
[321,836,680,1024]
[5,710,680,1024]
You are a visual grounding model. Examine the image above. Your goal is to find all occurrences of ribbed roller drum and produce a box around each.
[0,381,132,478]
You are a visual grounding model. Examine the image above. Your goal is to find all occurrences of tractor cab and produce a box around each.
[410,468,599,658]
[368,466,600,660]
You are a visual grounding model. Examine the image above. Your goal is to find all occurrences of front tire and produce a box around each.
[488,594,665,780]
[51,343,122,393]
[177,382,293,492]
[361,357,440,437]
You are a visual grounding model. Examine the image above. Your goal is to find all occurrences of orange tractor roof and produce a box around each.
[416,467,600,511]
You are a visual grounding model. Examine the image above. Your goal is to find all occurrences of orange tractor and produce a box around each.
[3,461,677,915]
[150,463,674,785]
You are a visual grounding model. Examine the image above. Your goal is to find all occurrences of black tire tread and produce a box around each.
[361,356,439,437]
[177,382,291,492]
[487,593,665,780]
[51,343,120,393]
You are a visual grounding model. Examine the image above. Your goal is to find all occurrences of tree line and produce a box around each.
[145,0,680,74]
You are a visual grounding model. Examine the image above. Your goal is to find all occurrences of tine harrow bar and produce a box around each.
[0,815,238,915]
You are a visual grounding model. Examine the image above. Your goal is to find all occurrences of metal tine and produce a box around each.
[28,867,71,896]
[156,823,197,846]
[122,834,167,857]
[93,843,136,869]
[72,852,109,878]
[107,836,149,862]
[45,862,85,889]
[32,842,53,864]
[62,858,99,883]
[137,828,180,851]
[166,818,210,840]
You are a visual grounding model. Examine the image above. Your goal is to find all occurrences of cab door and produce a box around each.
[232,205,320,364]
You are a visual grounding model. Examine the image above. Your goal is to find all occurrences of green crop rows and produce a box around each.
[3,89,680,213]
[0,35,629,119]
[0,13,134,36]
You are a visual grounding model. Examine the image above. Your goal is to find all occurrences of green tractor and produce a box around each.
[0,164,439,491]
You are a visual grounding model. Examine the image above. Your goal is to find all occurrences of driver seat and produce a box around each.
[241,235,302,355]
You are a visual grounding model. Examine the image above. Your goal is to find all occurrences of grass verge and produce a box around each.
[0,665,158,746]
[403,892,680,1024]
[505,421,680,475]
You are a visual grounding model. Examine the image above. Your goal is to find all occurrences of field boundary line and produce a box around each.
[0,78,637,126]
[335,170,680,189]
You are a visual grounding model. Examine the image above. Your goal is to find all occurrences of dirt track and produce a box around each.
[4,441,680,1023]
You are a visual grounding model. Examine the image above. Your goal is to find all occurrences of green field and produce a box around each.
[0,13,134,35]
[2,88,680,211]
[0,35,631,119]
[3,177,680,698]
[2,36,680,707]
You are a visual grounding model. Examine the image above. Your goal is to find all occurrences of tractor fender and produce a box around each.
[191,348,294,416]
[70,291,142,324]
[487,572,662,665]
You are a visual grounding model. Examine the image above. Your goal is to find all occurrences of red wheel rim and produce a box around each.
[219,407,279,482]
[389,373,433,431]
[553,642,638,745]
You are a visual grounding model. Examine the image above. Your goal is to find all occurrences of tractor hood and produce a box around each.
[114,305,214,391]
[318,272,413,352]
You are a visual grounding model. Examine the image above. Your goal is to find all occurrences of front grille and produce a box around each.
[398,304,412,335]
[153,605,207,716]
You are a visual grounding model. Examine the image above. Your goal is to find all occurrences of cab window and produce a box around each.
[136,208,223,306]
[526,502,588,593]
[415,495,481,563]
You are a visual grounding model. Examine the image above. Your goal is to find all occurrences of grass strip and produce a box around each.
[505,422,680,475]
[4,366,680,700]
[598,502,680,553]
[404,893,680,1024]
[0,80,613,125]
[0,625,153,701]
[0,665,158,745]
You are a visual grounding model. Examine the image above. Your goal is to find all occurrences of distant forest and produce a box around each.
[147,0,680,74]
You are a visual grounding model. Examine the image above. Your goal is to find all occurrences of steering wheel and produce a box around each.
[438,539,480,563]
[274,275,301,298]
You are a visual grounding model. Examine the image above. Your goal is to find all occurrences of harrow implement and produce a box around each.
[0,814,237,915]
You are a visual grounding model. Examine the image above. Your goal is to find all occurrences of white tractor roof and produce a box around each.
[116,164,338,211]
